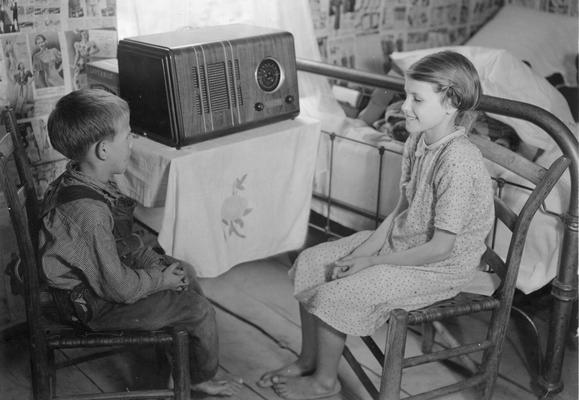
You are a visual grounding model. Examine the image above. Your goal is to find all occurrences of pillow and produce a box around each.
[466,5,578,86]
[391,46,576,151]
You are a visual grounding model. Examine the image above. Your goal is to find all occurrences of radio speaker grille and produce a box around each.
[193,60,243,115]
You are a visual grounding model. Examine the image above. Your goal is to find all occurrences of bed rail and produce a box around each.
[296,58,578,398]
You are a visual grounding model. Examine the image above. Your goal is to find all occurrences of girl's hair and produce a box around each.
[47,88,130,160]
[406,50,481,130]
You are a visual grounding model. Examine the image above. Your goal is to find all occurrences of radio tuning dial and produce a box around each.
[256,58,282,92]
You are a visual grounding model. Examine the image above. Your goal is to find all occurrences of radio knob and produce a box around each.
[254,102,264,111]
[285,95,294,104]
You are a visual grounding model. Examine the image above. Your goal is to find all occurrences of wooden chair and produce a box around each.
[0,106,191,400]
[342,133,571,399]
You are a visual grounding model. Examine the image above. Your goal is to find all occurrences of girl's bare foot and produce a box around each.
[191,377,244,396]
[273,375,341,400]
[257,360,315,388]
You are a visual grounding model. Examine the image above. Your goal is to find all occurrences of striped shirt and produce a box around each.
[39,163,165,304]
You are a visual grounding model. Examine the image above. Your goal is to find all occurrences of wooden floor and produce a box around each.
[1,251,577,400]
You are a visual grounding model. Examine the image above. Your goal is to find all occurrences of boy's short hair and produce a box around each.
[47,88,130,161]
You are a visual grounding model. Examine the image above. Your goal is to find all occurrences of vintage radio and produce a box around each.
[117,24,300,148]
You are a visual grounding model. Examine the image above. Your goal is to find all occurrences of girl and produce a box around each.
[73,30,100,89]
[32,34,64,88]
[258,50,495,400]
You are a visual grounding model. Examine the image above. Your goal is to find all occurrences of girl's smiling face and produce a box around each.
[402,78,456,142]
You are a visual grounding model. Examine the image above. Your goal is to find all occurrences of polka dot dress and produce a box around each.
[289,129,494,336]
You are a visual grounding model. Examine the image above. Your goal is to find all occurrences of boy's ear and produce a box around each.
[95,140,108,161]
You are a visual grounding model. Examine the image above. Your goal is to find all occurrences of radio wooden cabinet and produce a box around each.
[117,24,300,148]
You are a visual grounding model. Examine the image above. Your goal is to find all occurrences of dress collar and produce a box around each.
[416,127,465,156]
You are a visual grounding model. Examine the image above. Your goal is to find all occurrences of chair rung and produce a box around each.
[48,333,173,348]
[54,389,173,400]
[402,340,493,368]
[402,372,488,400]
[407,297,500,325]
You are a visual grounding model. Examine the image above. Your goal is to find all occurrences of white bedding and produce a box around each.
[466,5,578,86]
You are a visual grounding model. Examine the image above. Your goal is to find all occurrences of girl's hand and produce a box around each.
[161,262,189,292]
[331,256,373,280]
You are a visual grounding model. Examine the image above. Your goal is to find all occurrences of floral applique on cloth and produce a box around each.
[221,174,252,239]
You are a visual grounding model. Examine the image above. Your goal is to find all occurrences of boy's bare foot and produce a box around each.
[256,361,314,388]
[191,377,244,396]
[273,375,341,400]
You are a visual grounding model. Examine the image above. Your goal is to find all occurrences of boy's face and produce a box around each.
[107,116,133,175]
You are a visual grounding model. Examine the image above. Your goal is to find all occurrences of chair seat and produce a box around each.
[38,296,174,348]
[407,292,501,325]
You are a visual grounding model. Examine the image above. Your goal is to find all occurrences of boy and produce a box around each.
[39,88,241,396]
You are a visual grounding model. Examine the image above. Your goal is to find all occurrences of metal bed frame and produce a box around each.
[296,58,578,398]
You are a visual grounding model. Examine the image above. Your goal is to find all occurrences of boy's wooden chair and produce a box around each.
[342,131,571,399]
[0,106,191,400]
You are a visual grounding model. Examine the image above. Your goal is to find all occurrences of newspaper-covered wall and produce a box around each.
[310,0,577,74]
[0,0,117,198]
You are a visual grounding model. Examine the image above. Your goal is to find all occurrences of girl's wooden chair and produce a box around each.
[0,106,191,400]
[342,129,571,399]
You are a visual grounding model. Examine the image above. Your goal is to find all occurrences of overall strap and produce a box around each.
[53,185,134,239]
[55,185,108,206]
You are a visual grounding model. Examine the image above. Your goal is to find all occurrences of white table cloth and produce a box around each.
[116,117,321,277]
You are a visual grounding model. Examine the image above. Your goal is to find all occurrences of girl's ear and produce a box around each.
[444,99,458,115]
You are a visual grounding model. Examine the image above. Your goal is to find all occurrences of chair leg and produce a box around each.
[479,310,505,400]
[172,328,191,400]
[48,348,56,399]
[29,344,52,400]
[421,322,435,354]
[378,309,408,400]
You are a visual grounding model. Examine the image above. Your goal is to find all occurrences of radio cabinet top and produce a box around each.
[118,24,300,148]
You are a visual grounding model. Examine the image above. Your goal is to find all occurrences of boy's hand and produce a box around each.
[161,262,189,292]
